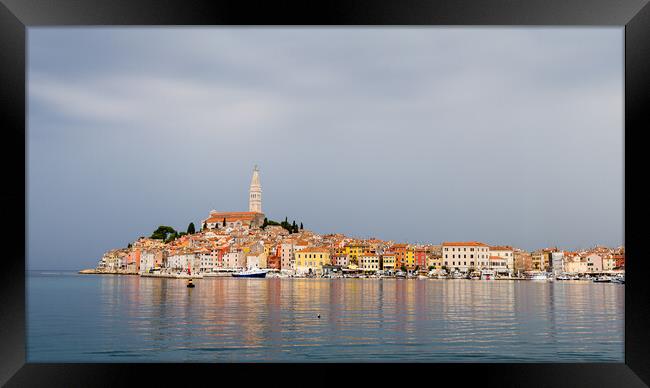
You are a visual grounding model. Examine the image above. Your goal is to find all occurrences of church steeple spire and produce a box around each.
[249,165,262,213]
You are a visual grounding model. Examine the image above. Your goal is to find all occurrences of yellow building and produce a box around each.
[404,248,415,268]
[295,247,331,275]
[427,254,442,269]
[344,244,366,263]
[381,253,396,271]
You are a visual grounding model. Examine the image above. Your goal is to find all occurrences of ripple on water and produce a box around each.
[27,276,624,362]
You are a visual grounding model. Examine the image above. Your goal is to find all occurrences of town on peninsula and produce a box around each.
[82,166,625,282]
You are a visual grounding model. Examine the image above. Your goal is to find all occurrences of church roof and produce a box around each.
[205,211,263,224]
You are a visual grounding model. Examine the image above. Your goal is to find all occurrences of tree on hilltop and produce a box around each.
[151,226,177,241]
[187,222,196,234]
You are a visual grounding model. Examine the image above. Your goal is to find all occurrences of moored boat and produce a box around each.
[529,272,551,281]
[232,269,268,278]
[480,269,495,280]
[593,276,612,283]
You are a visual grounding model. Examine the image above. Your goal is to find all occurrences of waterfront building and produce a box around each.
[489,246,514,273]
[489,256,508,274]
[246,252,267,269]
[381,253,396,271]
[531,250,548,271]
[586,253,603,272]
[345,243,367,264]
[602,255,617,271]
[392,243,408,268]
[565,257,588,273]
[166,252,200,273]
[222,251,246,269]
[441,242,490,273]
[414,247,427,270]
[613,253,625,269]
[280,241,296,271]
[359,254,380,272]
[514,249,532,274]
[139,251,156,274]
[294,247,331,275]
[551,251,565,275]
[331,254,349,268]
[266,254,281,270]
[426,252,442,270]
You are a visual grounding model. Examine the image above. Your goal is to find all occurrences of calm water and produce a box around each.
[27,271,624,362]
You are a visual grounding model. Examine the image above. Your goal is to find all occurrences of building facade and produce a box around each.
[442,242,490,273]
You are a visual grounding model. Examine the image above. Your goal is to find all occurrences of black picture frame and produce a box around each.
[1,0,648,386]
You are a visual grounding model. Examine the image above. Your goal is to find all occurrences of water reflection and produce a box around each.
[27,275,624,362]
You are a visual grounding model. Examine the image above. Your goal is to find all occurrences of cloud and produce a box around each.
[27,27,624,269]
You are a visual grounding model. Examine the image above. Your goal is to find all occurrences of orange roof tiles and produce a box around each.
[442,242,489,247]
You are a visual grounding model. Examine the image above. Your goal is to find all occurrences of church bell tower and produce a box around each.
[249,165,262,213]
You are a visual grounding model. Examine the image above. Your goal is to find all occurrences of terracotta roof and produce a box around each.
[442,242,489,247]
[296,246,330,253]
[490,246,513,251]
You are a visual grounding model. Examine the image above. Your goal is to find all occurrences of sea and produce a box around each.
[27,271,624,362]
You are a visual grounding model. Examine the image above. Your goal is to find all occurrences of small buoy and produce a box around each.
[317,314,321,319]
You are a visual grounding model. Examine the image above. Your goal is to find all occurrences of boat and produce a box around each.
[530,272,550,281]
[451,271,465,279]
[480,269,495,280]
[593,276,612,283]
[611,275,625,284]
[556,274,571,281]
[232,269,268,278]
[186,279,195,288]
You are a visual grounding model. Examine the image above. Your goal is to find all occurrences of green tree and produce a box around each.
[222,218,226,227]
[400,265,407,272]
[127,243,132,249]
[300,222,303,230]
[428,266,434,271]
[151,226,177,241]
[262,217,269,229]
[187,222,196,234]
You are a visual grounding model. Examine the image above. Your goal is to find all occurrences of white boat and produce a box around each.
[593,276,612,283]
[530,273,550,281]
[611,275,625,284]
[451,271,465,279]
[480,270,495,280]
[232,269,268,278]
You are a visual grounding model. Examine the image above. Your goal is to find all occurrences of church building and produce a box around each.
[202,166,265,230]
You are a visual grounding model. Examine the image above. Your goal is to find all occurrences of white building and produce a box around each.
[199,253,218,273]
[139,252,156,274]
[246,252,268,269]
[359,254,380,272]
[166,253,200,273]
[222,251,246,269]
[551,251,565,275]
[489,246,514,274]
[586,254,603,272]
[442,242,490,273]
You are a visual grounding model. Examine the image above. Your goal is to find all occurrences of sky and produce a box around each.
[27,27,624,270]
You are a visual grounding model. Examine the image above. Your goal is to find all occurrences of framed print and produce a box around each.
[1,0,648,386]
